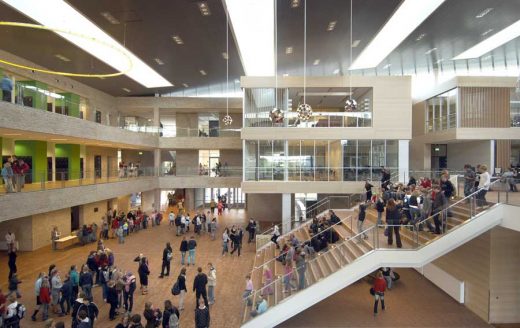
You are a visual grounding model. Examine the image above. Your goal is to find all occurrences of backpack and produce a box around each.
[16,303,26,319]
[171,282,180,295]
[167,251,173,261]
[168,312,179,328]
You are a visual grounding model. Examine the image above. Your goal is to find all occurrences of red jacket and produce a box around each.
[12,162,30,175]
[39,287,51,304]
[374,277,386,293]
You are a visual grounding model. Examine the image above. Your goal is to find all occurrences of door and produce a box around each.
[55,157,69,181]
[209,120,219,137]
[71,206,80,231]
[94,155,102,179]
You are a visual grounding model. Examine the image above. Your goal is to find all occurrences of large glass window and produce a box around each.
[425,88,458,133]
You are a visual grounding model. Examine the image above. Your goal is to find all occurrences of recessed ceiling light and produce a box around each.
[453,19,520,60]
[291,0,300,8]
[100,11,120,24]
[197,2,211,16]
[415,33,426,41]
[221,52,229,60]
[285,46,293,54]
[172,35,184,45]
[482,55,493,60]
[282,73,289,77]
[351,40,361,48]
[332,68,340,75]
[435,59,444,64]
[199,70,207,76]
[349,0,446,70]
[122,88,131,93]
[234,79,240,83]
[154,58,164,65]
[54,54,71,62]
[425,47,437,55]
[476,8,493,19]
[382,64,391,69]
[327,21,337,32]
[481,29,494,36]
[3,0,171,88]
[313,59,320,65]
[50,138,68,141]
[182,83,189,88]
[3,133,21,136]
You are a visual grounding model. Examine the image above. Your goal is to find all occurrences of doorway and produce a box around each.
[94,155,102,179]
[56,157,69,181]
[71,206,80,231]
[431,144,447,171]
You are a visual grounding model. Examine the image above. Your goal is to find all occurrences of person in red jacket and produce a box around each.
[39,276,51,320]
[373,271,386,315]
[12,159,30,192]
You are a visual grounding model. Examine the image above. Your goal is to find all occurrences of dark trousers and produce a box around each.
[248,231,255,243]
[123,291,134,312]
[161,260,170,276]
[387,226,402,248]
[230,242,241,256]
[72,285,79,301]
[109,302,117,319]
[59,297,71,314]
[2,90,11,102]
[195,290,208,307]
[433,210,443,234]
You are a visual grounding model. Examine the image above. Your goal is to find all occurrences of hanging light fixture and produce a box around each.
[297,0,312,121]
[345,0,357,112]
[270,0,285,125]
[223,7,232,126]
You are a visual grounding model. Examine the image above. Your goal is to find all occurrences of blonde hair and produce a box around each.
[480,164,488,171]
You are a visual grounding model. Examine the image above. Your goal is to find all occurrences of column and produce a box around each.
[153,106,160,133]
[154,149,161,176]
[398,140,410,183]
[282,193,292,234]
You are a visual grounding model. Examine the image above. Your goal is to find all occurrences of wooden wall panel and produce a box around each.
[489,227,520,324]
[496,140,512,170]
[433,231,491,322]
[459,87,511,128]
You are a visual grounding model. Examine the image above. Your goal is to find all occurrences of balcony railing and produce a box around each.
[244,166,398,182]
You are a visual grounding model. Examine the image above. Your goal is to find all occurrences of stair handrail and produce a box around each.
[248,214,354,278]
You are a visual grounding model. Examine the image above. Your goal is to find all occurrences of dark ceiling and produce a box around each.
[0,0,519,97]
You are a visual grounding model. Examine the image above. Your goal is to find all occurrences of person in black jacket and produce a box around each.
[230,227,243,256]
[59,274,73,315]
[179,237,188,266]
[385,198,402,248]
[176,267,188,311]
[162,299,180,328]
[194,298,210,328]
[159,243,173,278]
[8,250,17,280]
[71,295,99,328]
[192,267,208,307]
[107,280,119,320]
[246,219,257,243]
[138,257,150,295]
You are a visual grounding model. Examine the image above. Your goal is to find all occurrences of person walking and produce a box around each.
[385,199,402,248]
[283,260,296,295]
[176,268,187,311]
[187,236,197,266]
[246,219,257,243]
[8,249,17,280]
[375,194,385,226]
[463,164,476,197]
[31,272,45,321]
[364,180,374,202]
[230,227,243,256]
[138,257,150,295]
[78,266,93,301]
[162,299,180,328]
[221,229,230,256]
[477,165,491,208]
[123,272,136,313]
[192,267,208,307]
[357,203,368,240]
[159,243,173,278]
[179,237,188,265]
[207,263,216,305]
[194,298,210,328]
[373,271,387,315]
[296,251,307,290]
[271,225,280,249]
[1,74,13,102]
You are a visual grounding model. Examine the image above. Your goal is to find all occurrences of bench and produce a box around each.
[55,235,79,250]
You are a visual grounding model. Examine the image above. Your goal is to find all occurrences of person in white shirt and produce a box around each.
[207,263,216,305]
[5,231,15,253]
[168,211,175,228]
[477,164,491,208]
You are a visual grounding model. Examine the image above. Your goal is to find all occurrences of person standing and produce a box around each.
[246,219,257,243]
[179,237,188,265]
[176,268,187,311]
[194,298,210,328]
[192,267,208,307]
[207,263,216,305]
[69,266,79,302]
[230,227,243,256]
[271,225,280,249]
[138,257,150,295]
[296,251,307,290]
[5,231,15,254]
[373,271,387,315]
[51,227,61,251]
[159,243,173,278]
[221,229,230,256]
[162,299,180,328]
[477,165,491,208]
[463,164,476,197]
[2,162,15,193]
[364,180,374,202]
[385,199,402,248]
[13,159,29,193]
[375,194,385,226]
[78,266,93,301]
[39,276,51,321]
[209,199,216,215]
[187,236,197,266]
[1,74,13,102]
[123,272,136,313]
[357,203,368,240]
[8,249,17,280]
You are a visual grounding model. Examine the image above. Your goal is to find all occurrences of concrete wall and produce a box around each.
[32,208,71,250]
[116,195,131,213]
[176,150,199,175]
[84,146,119,178]
[122,150,154,168]
[447,141,492,169]
[220,149,243,168]
[247,193,283,223]
[0,216,33,251]
[80,200,109,227]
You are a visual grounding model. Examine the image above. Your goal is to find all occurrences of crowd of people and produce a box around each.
[1,156,30,193]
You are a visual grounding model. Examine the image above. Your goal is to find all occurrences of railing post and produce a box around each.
[506,189,509,204]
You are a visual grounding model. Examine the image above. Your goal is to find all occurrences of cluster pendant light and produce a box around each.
[269,0,285,124]
[223,7,233,126]
[297,0,312,121]
[345,0,357,112]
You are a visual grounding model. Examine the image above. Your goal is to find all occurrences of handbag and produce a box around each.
[369,287,375,296]
[171,281,180,295]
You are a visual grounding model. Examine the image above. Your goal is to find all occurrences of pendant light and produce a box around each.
[270,0,285,124]
[345,0,357,112]
[297,0,313,121]
[223,7,233,126]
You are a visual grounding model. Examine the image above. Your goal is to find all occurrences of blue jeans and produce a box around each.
[208,285,215,303]
[82,284,92,300]
[181,252,186,265]
[188,249,195,265]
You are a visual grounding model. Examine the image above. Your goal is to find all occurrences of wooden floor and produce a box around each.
[0,208,254,328]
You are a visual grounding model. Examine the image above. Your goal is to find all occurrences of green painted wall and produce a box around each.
[17,81,48,110]
[55,144,81,179]
[56,93,80,118]
[14,140,47,182]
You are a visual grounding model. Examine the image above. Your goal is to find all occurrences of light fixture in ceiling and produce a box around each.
[154,58,164,65]
[351,40,361,48]
[225,0,275,76]
[282,73,289,77]
[50,138,68,141]
[182,83,189,88]
[100,11,120,24]
[435,58,444,64]
[285,46,293,54]
[425,47,437,55]
[415,33,426,41]
[234,78,240,83]
[313,59,320,65]
[197,2,211,16]
[332,68,340,75]
[327,21,337,32]
[221,52,229,60]
[481,29,494,37]
[3,133,21,136]
[172,35,184,45]
[199,70,207,76]
[54,54,71,62]
[349,0,446,70]
[453,19,520,60]
[382,63,391,69]
[1,0,172,88]
[298,0,312,121]
[345,0,356,112]
[122,88,131,93]
[476,7,493,19]
[291,0,300,8]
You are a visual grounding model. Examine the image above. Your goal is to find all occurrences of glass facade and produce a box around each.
[244,87,373,128]
[244,139,399,182]
[425,88,458,132]
[511,89,520,127]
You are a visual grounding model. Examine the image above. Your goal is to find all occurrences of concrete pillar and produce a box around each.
[184,189,195,212]
[154,149,161,176]
[153,106,160,131]
[282,193,292,233]
[398,140,410,183]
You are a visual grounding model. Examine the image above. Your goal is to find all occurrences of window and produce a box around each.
[95,110,102,124]
[425,88,458,133]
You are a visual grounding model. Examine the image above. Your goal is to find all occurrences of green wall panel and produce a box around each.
[55,144,80,179]
[14,140,47,182]
[17,81,48,110]
[56,93,80,118]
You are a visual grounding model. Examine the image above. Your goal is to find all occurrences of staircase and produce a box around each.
[242,186,509,328]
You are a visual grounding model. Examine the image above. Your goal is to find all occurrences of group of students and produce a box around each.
[1,157,30,193]
[101,208,163,244]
